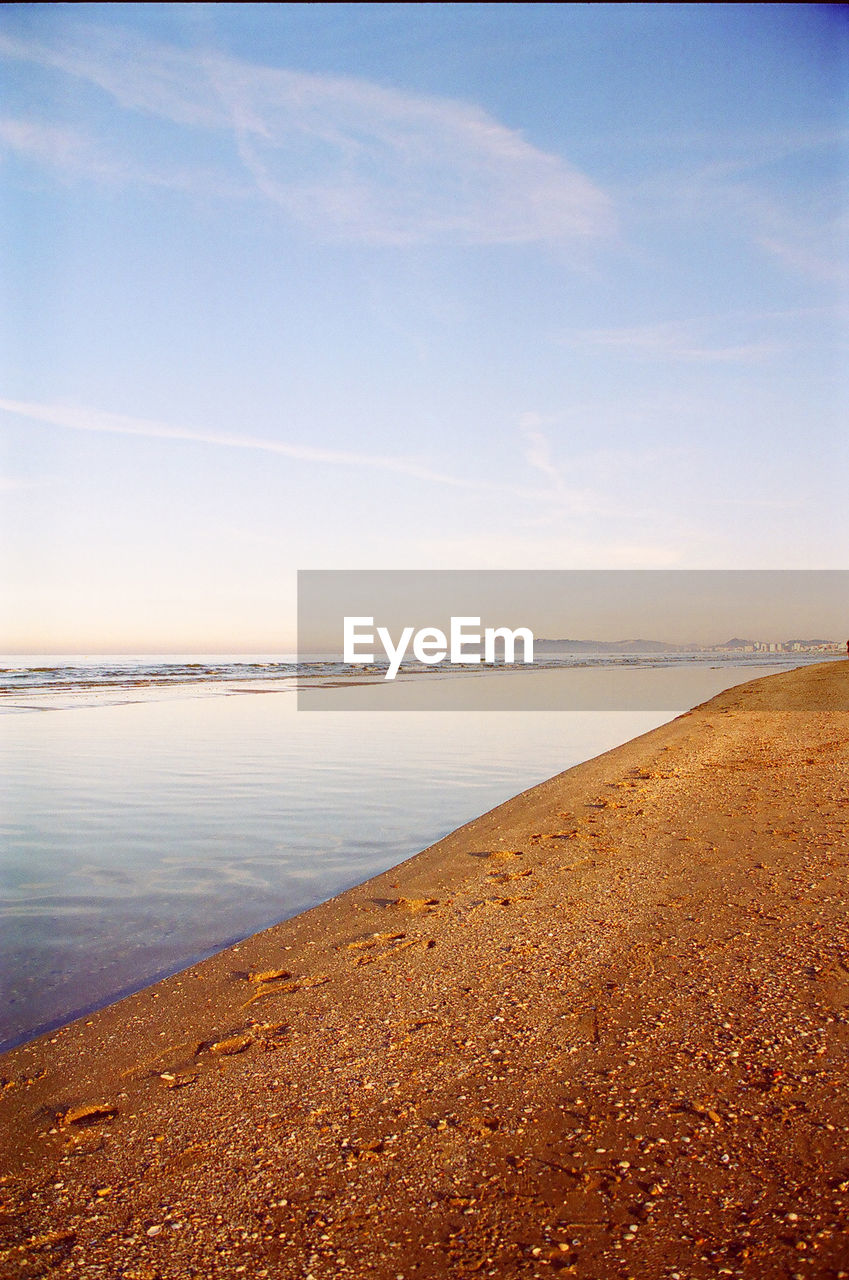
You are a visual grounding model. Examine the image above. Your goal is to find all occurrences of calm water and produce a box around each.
[0,655,815,1050]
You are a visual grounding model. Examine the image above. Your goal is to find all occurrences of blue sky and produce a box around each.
[1,3,846,650]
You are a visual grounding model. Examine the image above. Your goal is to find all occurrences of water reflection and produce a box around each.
[0,663,787,1049]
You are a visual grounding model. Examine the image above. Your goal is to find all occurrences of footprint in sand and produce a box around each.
[246,967,292,984]
[531,831,579,842]
[346,930,406,951]
[55,1102,118,1129]
[158,1071,198,1089]
[240,973,330,1008]
[195,1020,289,1058]
[345,930,438,967]
[392,896,440,912]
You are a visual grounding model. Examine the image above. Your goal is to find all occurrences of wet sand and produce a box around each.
[1,661,847,1279]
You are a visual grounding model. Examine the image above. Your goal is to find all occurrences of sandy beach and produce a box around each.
[1,661,847,1279]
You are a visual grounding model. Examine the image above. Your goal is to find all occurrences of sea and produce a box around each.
[0,650,829,1051]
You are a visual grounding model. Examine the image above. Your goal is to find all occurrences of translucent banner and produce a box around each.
[297,570,848,710]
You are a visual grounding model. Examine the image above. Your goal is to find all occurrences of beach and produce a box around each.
[1,660,847,1278]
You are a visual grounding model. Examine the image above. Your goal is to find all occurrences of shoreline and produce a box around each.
[2,659,807,1056]
[1,660,847,1278]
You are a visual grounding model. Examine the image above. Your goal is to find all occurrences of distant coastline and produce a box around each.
[536,636,842,655]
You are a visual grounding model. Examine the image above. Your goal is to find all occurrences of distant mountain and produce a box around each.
[535,638,689,654]
[786,639,839,647]
[533,635,839,655]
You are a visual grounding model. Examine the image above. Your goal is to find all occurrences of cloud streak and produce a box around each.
[0,24,613,246]
[0,116,90,168]
[623,146,848,287]
[519,413,567,492]
[0,113,246,197]
[0,398,473,488]
[564,317,781,363]
[0,397,617,518]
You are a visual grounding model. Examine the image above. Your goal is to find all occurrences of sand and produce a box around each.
[1,660,847,1278]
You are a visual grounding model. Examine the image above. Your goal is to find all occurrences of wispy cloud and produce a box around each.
[755,228,848,286]
[515,412,670,522]
[0,27,223,129]
[0,473,53,492]
[0,24,613,246]
[0,113,249,197]
[0,397,472,488]
[0,397,618,518]
[0,116,89,168]
[414,534,686,571]
[623,142,848,287]
[566,318,780,363]
[720,178,848,287]
[519,413,566,492]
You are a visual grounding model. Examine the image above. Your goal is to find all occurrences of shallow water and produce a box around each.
[0,658,806,1049]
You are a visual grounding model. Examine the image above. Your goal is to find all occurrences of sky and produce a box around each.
[1,3,847,651]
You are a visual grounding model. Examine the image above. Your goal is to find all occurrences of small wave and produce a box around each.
[0,649,828,705]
